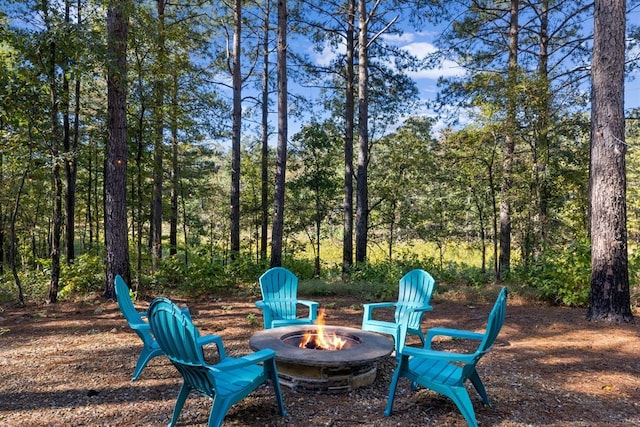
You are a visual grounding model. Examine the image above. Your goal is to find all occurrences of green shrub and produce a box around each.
[59,253,105,299]
[515,238,591,307]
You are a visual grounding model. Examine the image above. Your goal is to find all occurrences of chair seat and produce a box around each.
[408,357,463,387]
[214,368,264,394]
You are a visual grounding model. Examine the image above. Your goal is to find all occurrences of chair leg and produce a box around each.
[468,370,491,407]
[132,347,162,381]
[384,357,406,416]
[207,396,233,427]
[447,387,478,427]
[169,383,192,427]
[266,359,287,416]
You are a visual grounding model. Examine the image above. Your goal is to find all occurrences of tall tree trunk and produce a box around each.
[588,0,632,322]
[86,144,93,246]
[180,185,189,264]
[230,0,242,258]
[104,0,130,298]
[44,0,62,304]
[151,0,166,268]
[343,0,355,277]
[10,149,31,306]
[63,0,78,265]
[355,0,369,264]
[532,0,550,262]
[0,149,3,275]
[498,0,519,280]
[260,1,270,262]
[169,72,179,257]
[134,52,146,281]
[270,0,288,267]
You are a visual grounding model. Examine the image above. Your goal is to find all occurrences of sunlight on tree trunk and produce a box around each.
[587,0,632,322]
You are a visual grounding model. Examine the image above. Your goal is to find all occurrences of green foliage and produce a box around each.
[0,262,49,303]
[246,312,258,326]
[149,250,268,296]
[514,239,591,307]
[58,253,105,299]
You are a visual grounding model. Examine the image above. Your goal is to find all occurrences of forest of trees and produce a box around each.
[0,0,638,320]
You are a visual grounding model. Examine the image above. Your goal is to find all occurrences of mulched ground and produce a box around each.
[1,290,639,426]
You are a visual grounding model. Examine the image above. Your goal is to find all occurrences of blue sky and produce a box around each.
[301,19,640,137]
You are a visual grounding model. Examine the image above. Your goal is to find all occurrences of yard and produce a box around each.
[1,289,639,426]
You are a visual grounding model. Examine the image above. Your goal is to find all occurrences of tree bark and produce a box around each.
[587,0,632,322]
[343,0,355,276]
[150,0,166,268]
[355,0,369,264]
[63,0,78,265]
[498,0,519,280]
[270,0,288,267]
[10,150,31,306]
[169,71,179,257]
[230,0,242,258]
[44,0,62,304]
[260,1,270,262]
[104,0,130,298]
[532,0,550,261]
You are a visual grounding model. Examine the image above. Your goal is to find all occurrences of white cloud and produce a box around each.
[311,41,345,67]
[402,41,437,57]
[381,32,416,44]
[408,60,466,80]
[399,40,465,80]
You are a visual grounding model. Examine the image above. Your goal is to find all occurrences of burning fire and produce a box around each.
[299,309,347,350]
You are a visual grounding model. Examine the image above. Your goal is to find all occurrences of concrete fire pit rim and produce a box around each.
[249,325,394,366]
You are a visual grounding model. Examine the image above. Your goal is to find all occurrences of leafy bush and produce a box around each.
[59,253,105,299]
[515,239,591,307]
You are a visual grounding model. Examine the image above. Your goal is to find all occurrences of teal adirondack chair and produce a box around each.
[384,287,508,427]
[255,267,319,329]
[361,269,436,354]
[114,275,212,380]
[147,297,286,427]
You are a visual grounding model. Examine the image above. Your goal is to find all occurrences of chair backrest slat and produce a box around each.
[395,269,436,326]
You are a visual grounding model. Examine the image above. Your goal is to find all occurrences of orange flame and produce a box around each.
[299,309,347,350]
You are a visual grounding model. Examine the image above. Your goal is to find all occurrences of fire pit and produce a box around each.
[249,321,393,394]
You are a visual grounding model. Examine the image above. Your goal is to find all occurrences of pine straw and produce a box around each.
[1,292,639,426]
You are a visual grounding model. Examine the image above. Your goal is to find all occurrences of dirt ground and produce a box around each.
[1,290,639,427]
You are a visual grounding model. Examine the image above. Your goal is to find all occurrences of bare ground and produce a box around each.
[1,290,639,427]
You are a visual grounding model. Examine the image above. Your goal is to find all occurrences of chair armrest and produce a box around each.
[362,302,398,321]
[197,334,224,347]
[425,327,484,348]
[297,300,319,320]
[129,321,151,331]
[255,300,275,329]
[216,349,276,371]
[138,310,149,319]
[402,345,476,363]
[197,334,227,359]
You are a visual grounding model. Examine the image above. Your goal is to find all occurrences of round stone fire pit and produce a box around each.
[249,325,393,394]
